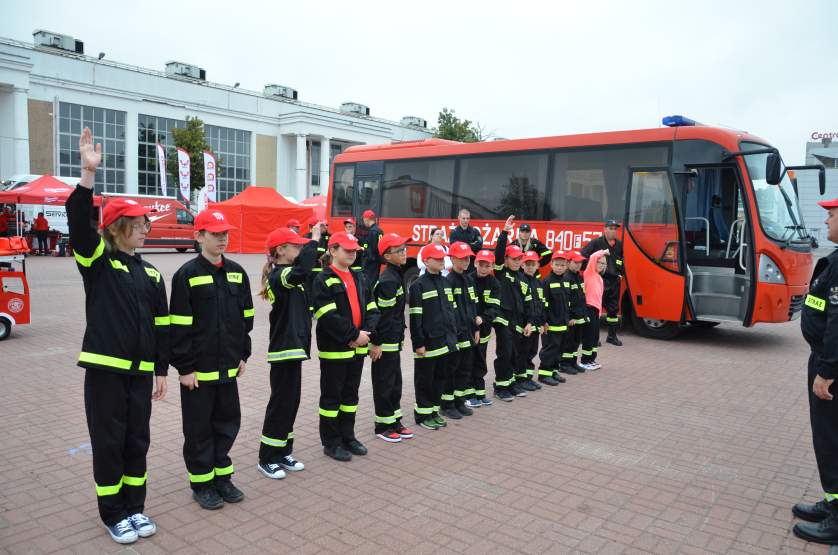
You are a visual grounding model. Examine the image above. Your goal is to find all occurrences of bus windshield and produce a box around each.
[741,142,809,243]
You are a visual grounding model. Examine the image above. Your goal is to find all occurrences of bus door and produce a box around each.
[623,169,687,336]
[673,166,755,324]
[353,161,383,245]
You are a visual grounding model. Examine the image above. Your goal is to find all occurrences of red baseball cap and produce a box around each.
[378,232,408,256]
[266,227,310,249]
[286,219,301,228]
[420,243,447,261]
[552,250,570,261]
[343,217,356,226]
[194,209,237,232]
[100,198,152,228]
[449,241,474,259]
[505,245,523,259]
[475,249,495,264]
[306,216,319,227]
[818,198,838,209]
[568,251,586,262]
[522,250,540,263]
[328,231,361,250]
[362,209,376,219]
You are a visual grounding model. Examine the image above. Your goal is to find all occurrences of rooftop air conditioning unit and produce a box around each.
[33,30,84,54]
[263,84,298,100]
[165,61,206,81]
[340,102,370,116]
[401,116,427,128]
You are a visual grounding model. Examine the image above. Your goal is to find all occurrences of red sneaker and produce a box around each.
[395,425,414,439]
[376,430,402,443]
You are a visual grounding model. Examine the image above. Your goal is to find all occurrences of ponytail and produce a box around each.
[258,248,277,300]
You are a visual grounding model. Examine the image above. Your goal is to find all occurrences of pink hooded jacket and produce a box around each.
[583,249,610,313]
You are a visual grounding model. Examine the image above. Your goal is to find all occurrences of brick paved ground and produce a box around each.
[0,252,833,554]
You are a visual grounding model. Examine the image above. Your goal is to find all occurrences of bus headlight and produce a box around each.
[758,253,786,284]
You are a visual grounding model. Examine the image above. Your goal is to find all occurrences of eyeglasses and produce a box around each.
[387,247,407,254]
[130,220,152,232]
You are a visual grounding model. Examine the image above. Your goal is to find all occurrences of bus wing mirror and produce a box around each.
[765,152,783,185]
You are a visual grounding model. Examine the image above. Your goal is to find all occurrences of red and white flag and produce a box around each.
[156,143,167,196]
[176,147,191,204]
[203,150,217,205]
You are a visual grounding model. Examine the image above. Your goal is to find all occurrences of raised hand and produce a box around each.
[78,127,101,190]
[504,215,515,232]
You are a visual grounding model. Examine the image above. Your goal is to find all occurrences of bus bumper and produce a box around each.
[750,283,808,324]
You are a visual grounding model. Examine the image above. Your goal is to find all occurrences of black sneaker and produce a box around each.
[606,336,623,346]
[279,455,305,472]
[215,480,244,503]
[343,439,368,456]
[324,444,352,461]
[529,379,542,390]
[793,499,834,522]
[559,364,577,375]
[519,380,537,391]
[455,403,473,416]
[495,389,514,402]
[553,373,567,383]
[538,375,560,386]
[440,407,463,420]
[573,362,586,373]
[192,487,224,510]
[257,462,287,479]
[510,383,528,397]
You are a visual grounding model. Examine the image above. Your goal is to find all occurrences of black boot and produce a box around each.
[793,510,838,545]
[793,499,833,522]
[606,334,623,346]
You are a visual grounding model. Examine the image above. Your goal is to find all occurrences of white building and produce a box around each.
[0,30,432,201]
[797,136,838,246]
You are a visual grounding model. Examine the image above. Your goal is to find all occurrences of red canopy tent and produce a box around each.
[208,186,313,253]
[299,195,327,221]
[0,175,93,205]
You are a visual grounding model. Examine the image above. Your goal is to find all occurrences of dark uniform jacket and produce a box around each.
[802,250,838,380]
[66,186,169,377]
[564,269,589,324]
[542,272,570,332]
[264,240,319,363]
[361,223,383,282]
[450,225,484,254]
[493,231,533,330]
[311,266,380,359]
[447,269,480,349]
[370,262,406,351]
[169,255,254,382]
[581,235,623,282]
[303,231,329,311]
[521,272,547,327]
[408,271,457,358]
[512,236,552,267]
[474,273,501,343]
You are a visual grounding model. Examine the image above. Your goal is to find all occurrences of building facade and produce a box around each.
[798,137,838,246]
[0,31,432,201]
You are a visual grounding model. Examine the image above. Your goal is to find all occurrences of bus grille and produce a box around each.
[788,294,804,320]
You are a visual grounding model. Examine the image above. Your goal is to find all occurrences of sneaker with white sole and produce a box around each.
[590,362,602,370]
[105,518,138,544]
[128,513,157,538]
[376,429,402,443]
[257,462,287,479]
[465,398,482,409]
[280,455,305,472]
[481,397,493,406]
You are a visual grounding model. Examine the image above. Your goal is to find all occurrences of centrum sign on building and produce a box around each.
[811,131,838,139]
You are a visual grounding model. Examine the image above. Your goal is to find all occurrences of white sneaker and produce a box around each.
[257,462,287,479]
[590,362,602,370]
[579,362,596,371]
[279,455,305,472]
[128,513,157,538]
[105,518,138,544]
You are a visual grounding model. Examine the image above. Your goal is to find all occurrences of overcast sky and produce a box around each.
[3,0,836,163]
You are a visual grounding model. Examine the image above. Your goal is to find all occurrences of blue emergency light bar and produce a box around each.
[662,115,697,127]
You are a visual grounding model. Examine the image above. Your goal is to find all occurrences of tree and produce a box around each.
[166,116,221,194]
[432,108,487,143]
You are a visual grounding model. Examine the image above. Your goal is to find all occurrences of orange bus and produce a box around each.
[328,116,826,338]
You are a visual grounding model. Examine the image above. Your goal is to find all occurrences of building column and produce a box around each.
[12,87,30,176]
[320,137,331,194]
[295,133,307,200]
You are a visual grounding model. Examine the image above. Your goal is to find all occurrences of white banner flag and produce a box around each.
[203,150,217,206]
[156,143,167,196]
[176,147,191,204]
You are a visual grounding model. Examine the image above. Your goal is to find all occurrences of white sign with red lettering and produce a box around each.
[176,147,191,205]
[156,143,167,197]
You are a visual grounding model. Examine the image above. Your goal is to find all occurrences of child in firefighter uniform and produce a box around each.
[560,252,590,375]
[468,249,501,407]
[370,233,414,442]
[67,128,168,544]
[256,226,320,480]
[169,209,254,510]
[580,248,610,371]
[493,216,534,401]
[312,231,380,461]
[521,250,546,390]
[537,251,571,386]
[442,241,481,419]
[409,243,458,430]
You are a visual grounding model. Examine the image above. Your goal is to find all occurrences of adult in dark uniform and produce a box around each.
[580,219,624,346]
[449,208,483,271]
[512,223,551,267]
[792,197,838,545]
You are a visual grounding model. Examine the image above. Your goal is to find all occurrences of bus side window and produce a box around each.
[176,209,194,225]
[332,164,355,216]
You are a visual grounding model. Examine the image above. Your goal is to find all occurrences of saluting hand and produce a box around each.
[814,375,834,401]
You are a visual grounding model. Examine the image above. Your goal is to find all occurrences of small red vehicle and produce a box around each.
[0,236,31,341]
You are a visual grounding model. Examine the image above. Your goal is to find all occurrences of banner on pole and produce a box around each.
[156,143,167,197]
[176,147,191,205]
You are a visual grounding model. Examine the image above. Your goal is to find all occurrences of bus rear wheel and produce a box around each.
[630,309,682,340]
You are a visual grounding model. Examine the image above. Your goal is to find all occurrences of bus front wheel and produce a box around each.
[630,310,682,340]
[0,317,11,341]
